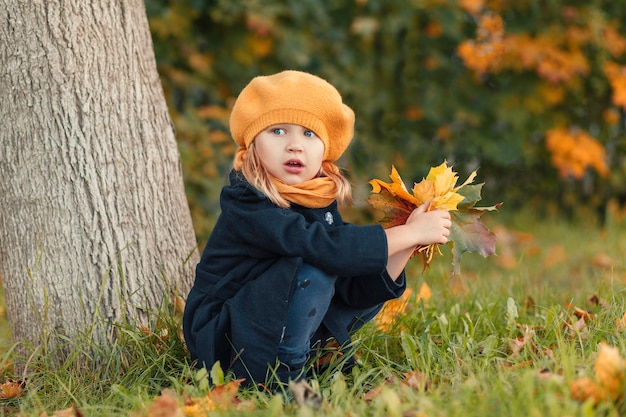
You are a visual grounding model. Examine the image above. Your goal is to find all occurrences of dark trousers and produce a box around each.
[276,263,383,376]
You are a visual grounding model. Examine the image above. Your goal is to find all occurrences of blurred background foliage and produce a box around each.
[145,0,626,246]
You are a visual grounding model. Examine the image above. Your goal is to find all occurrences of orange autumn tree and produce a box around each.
[455,1,623,200]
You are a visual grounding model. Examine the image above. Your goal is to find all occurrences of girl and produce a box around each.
[183,70,451,386]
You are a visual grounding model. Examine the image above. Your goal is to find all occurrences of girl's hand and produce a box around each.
[406,203,451,245]
[384,202,452,280]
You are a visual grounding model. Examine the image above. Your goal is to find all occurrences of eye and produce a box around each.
[304,130,316,138]
[272,127,286,135]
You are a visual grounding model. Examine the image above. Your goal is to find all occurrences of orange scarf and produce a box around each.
[271,175,338,208]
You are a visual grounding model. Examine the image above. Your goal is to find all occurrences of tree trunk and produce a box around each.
[0,0,199,362]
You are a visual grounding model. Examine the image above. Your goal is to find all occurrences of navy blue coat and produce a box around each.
[183,170,406,384]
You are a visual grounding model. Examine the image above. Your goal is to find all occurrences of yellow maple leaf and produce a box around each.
[414,161,474,210]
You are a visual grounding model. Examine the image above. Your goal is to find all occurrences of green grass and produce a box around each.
[1,207,625,416]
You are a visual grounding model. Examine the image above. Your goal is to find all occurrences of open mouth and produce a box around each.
[285,160,304,168]
[284,159,305,173]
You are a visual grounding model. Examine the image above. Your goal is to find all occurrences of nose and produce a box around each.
[286,138,304,152]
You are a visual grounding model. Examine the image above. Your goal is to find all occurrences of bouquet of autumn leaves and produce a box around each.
[367,161,501,275]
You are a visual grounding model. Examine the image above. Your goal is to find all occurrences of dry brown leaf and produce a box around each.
[588,294,608,308]
[0,378,24,400]
[524,295,536,311]
[591,253,614,269]
[542,245,567,268]
[402,370,432,391]
[39,407,84,417]
[570,305,594,321]
[289,380,323,409]
[566,317,588,339]
[508,325,535,357]
[174,295,186,317]
[363,382,387,402]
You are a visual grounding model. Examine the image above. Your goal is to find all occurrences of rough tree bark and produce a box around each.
[0,0,199,361]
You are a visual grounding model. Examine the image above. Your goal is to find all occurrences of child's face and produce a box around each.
[254,123,325,185]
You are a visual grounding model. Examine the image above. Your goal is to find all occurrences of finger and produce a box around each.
[415,202,430,213]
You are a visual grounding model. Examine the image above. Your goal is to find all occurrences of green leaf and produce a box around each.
[209,361,225,386]
[457,183,484,209]
[449,204,501,276]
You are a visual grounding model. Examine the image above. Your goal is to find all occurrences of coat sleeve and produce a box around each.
[333,270,406,309]
[222,187,388,278]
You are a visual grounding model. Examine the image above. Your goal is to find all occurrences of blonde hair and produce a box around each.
[239,141,353,208]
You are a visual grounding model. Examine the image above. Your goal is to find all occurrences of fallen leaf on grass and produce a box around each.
[542,245,567,268]
[39,407,84,417]
[363,371,433,402]
[140,378,251,417]
[402,370,432,391]
[375,283,433,332]
[289,380,323,409]
[562,304,593,340]
[615,311,626,331]
[570,342,626,404]
[144,389,184,417]
[416,282,432,302]
[375,288,413,332]
[591,253,614,269]
[508,325,536,358]
[587,294,608,308]
[0,378,24,399]
[568,304,594,321]
[184,379,250,416]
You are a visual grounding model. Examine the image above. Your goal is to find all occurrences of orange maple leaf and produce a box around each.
[184,379,249,416]
[375,288,413,332]
[375,283,432,332]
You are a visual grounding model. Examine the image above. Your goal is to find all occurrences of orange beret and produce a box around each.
[229,70,355,167]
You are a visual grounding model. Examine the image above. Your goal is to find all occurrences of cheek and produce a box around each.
[312,141,325,159]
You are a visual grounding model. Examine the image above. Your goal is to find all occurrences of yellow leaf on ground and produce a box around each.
[375,288,413,332]
[416,282,432,303]
[570,342,626,404]
[594,343,626,400]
